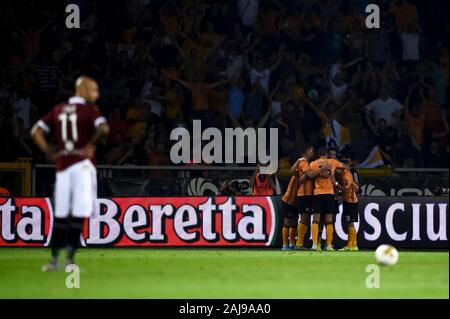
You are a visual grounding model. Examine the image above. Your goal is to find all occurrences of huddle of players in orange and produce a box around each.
[281,146,360,251]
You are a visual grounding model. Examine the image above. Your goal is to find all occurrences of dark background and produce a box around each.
[0,0,448,172]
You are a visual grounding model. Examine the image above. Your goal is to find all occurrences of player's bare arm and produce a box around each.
[298,173,306,183]
[30,126,58,163]
[81,122,110,159]
[290,158,301,175]
[307,163,332,179]
[334,180,347,192]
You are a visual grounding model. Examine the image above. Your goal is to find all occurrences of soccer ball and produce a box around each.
[375,245,399,266]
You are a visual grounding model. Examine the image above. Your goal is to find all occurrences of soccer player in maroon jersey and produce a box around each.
[30,76,109,271]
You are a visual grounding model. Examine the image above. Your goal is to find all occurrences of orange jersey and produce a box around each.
[309,158,343,195]
[328,158,346,170]
[253,173,275,196]
[296,159,314,196]
[330,158,346,197]
[282,175,300,206]
[340,169,359,203]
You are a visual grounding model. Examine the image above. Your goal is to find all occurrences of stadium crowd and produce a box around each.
[0,0,448,169]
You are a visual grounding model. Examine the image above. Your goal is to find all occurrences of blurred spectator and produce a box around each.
[228,76,247,119]
[366,86,404,128]
[31,53,61,113]
[217,179,242,196]
[238,0,259,29]
[390,0,419,33]
[12,89,37,130]
[0,0,447,169]
[163,70,228,128]
[148,143,170,177]
[393,121,423,167]
[104,134,134,165]
[244,45,283,93]
[108,106,128,144]
[423,141,448,168]
[126,98,148,143]
[400,23,421,62]
[0,102,20,161]
[404,83,425,148]
[366,25,391,64]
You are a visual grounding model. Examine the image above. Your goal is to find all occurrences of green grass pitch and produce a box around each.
[0,248,447,299]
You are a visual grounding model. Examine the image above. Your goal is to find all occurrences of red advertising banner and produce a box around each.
[0,197,278,247]
[0,197,53,246]
[2,196,447,249]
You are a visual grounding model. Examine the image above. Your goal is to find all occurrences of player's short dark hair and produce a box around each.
[229,180,240,190]
[317,147,328,157]
[328,147,338,154]
[341,149,353,159]
[301,144,313,156]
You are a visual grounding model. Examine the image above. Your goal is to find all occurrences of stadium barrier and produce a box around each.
[0,196,447,249]
[32,165,449,197]
[0,160,32,196]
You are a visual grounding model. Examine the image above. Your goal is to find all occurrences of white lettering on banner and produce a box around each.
[238,205,265,241]
[1,199,16,242]
[148,205,174,241]
[84,200,445,245]
[219,198,238,241]
[83,198,270,244]
[123,205,148,241]
[426,203,448,241]
[396,188,430,197]
[0,199,45,243]
[335,205,346,240]
[86,199,121,245]
[411,204,421,241]
[385,203,407,241]
[199,198,218,241]
[362,184,434,197]
[174,205,199,241]
[17,206,44,242]
[1,198,448,246]
[364,203,382,241]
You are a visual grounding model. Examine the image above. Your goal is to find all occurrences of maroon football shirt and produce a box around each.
[36,96,107,171]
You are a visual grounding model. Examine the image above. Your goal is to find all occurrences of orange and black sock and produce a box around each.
[326,224,334,246]
[318,222,323,245]
[348,224,357,247]
[311,222,319,245]
[282,226,289,247]
[289,227,297,246]
[296,223,308,247]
